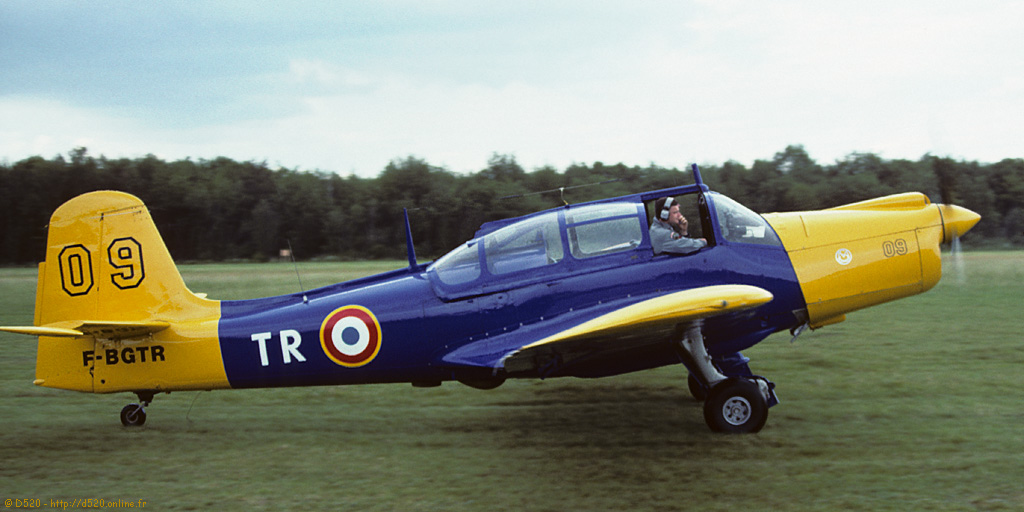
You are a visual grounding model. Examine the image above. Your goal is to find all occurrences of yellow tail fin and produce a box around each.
[13,191,227,393]
[35,191,214,326]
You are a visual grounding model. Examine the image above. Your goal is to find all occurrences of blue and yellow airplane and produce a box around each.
[1,166,980,432]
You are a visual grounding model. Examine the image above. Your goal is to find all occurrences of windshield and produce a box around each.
[709,192,782,246]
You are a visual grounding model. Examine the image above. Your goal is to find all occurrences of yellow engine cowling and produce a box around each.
[763,193,980,329]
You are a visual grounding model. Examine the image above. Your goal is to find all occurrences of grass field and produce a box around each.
[1,253,1021,511]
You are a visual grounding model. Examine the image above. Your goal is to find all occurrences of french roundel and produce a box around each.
[319,305,382,367]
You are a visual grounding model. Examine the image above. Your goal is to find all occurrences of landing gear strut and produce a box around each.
[675,324,770,433]
[120,391,154,427]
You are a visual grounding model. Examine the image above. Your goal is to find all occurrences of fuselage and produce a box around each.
[216,239,806,389]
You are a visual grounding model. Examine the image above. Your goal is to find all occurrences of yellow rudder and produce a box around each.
[27,191,231,393]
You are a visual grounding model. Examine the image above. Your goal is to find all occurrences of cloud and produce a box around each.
[2,1,1022,175]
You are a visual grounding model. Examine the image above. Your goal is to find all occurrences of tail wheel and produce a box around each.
[120,403,147,427]
[703,378,767,433]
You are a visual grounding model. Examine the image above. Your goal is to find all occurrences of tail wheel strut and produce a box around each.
[120,391,155,427]
[120,403,147,427]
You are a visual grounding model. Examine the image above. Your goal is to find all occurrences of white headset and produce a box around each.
[659,197,676,220]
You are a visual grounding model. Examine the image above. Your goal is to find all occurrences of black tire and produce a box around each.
[687,373,707,402]
[120,403,147,427]
[703,378,767,433]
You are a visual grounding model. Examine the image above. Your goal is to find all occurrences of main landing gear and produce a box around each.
[675,324,773,433]
[120,391,155,427]
[702,377,769,433]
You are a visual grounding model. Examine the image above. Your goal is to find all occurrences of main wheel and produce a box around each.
[687,373,707,401]
[120,403,147,427]
[703,378,767,433]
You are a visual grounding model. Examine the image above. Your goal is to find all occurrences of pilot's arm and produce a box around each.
[650,222,707,255]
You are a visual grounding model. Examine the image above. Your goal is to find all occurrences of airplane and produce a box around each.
[1,165,980,433]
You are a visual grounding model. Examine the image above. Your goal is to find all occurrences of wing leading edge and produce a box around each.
[439,284,773,376]
[502,284,772,373]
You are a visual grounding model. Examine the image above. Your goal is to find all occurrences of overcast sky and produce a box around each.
[2,1,1021,177]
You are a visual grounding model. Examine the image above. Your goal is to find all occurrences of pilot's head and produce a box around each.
[656,197,688,235]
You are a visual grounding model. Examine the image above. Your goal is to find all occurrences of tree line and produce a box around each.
[1,146,1021,265]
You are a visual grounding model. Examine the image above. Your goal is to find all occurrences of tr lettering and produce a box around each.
[251,330,307,367]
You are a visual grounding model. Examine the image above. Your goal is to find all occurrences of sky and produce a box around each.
[2,1,1021,177]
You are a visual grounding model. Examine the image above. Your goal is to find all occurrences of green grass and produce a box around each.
[1,255,1021,511]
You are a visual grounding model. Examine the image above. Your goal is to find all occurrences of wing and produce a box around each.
[440,284,773,375]
[0,321,170,340]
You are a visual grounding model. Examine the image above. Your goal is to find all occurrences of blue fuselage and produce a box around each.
[217,241,804,389]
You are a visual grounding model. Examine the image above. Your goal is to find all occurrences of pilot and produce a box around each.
[650,197,707,255]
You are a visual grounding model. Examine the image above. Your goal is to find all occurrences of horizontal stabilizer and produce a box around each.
[1,321,170,340]
[1,326,85,337]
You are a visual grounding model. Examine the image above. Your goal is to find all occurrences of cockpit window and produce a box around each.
[566,203,643,259]
[485,214,563,275]
[709,192,782,246]
[431,241,481,285]
[432,211,564,285]
[431,202,644,290]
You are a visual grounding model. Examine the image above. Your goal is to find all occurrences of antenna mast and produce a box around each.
[403,208,418,269]
[287,239,308,304]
